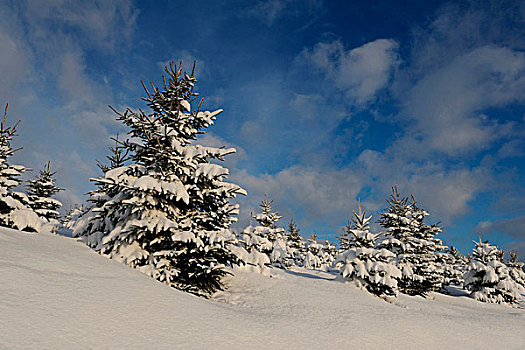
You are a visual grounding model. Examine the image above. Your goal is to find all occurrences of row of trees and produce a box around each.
[0,104,62,233]
[3,62,522,306]
[235,190,525,304]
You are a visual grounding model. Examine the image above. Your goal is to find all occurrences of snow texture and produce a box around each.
[1,228,524,349]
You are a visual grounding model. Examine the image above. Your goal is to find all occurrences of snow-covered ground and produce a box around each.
[1,228,524,349]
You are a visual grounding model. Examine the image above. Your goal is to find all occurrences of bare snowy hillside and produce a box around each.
[1,228,524,349]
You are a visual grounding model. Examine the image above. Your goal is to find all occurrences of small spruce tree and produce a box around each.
[377,188,446,296]
[506,250,525,293]
[235,213,272,273]
[284,217,306,267]
[463,237,523,304]
[335,200,401,297]
[72,134,129,249]
[240,194,289,269]
[26,162,63,228]
[0,104,42,232]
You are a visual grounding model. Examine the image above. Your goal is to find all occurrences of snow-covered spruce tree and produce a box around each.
[377,187,446,296]
[322,240,337,269]
[284,217,306,267]
[303,233,334,270]
[303,233,323,269]
[26,162,63,231]
[435,245,464,287]
[506,250,525,293]
[72,134,129,248]
[74,62,246,296]
[335,202,401,297]
[235,213,272,273]
[0,104,42,232]
[463,237,523,304]
[240,194,289,268]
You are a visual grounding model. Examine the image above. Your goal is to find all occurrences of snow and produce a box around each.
[1,228,524,349]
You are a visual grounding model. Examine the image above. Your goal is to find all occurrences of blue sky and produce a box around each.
[0,0,524,258]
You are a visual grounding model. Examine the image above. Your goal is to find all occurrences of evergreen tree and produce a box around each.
[321,240,337,268]
[283,217,305,266]
[302,233,335,271]
[377,187,446,296]
[303,233,323,270]
[0,104,42,232]
[26,162,63,227]
[335,201,401,297]
[255,193,281,229]
[72,134,129,249]
[235,213,272,273]
[506,250,525,292]
[435,245,465,287]
[339,222,352,252]
[240,195,289,269]
[463,237,523,304]
[73,62,246,296]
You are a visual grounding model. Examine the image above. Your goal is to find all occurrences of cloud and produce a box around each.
[0,30,27,104]
[299,39,400,106]
[477,216,525,261]
[231,165,364,234]
[355,149,488,224]
[476,216,525,241]
[247,0,322,27]
[20,0,138,52]
[0,0,138,208]
[249,0,287,25]
[399,45,525,155]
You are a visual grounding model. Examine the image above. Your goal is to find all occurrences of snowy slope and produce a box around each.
[1,228,524,349]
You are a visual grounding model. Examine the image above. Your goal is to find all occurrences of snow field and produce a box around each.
[1,228,524,349]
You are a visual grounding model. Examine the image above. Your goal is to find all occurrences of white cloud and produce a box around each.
[401,45,525,155]
[0,20,28,104]
[249,0,287,25]
[247,0,322,27]
[231,165,364,232]
[356,149,487,224]
[299,39,400,106]
[21,0,138,51]
[0,0,138,208]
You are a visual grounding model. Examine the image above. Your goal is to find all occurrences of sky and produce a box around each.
[0,0,524,258]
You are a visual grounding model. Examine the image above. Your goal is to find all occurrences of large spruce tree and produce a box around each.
[73,62,246,296]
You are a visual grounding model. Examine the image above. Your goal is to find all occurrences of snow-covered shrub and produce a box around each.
[335,203,401,297]
[0,104,43,232]
[377,188,446,296]
[72,62,246,297]
[464,238,523,305]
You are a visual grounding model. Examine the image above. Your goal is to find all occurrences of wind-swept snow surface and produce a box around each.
[1,228,524,349]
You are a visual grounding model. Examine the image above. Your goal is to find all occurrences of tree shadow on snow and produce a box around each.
[283,269,336,281]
